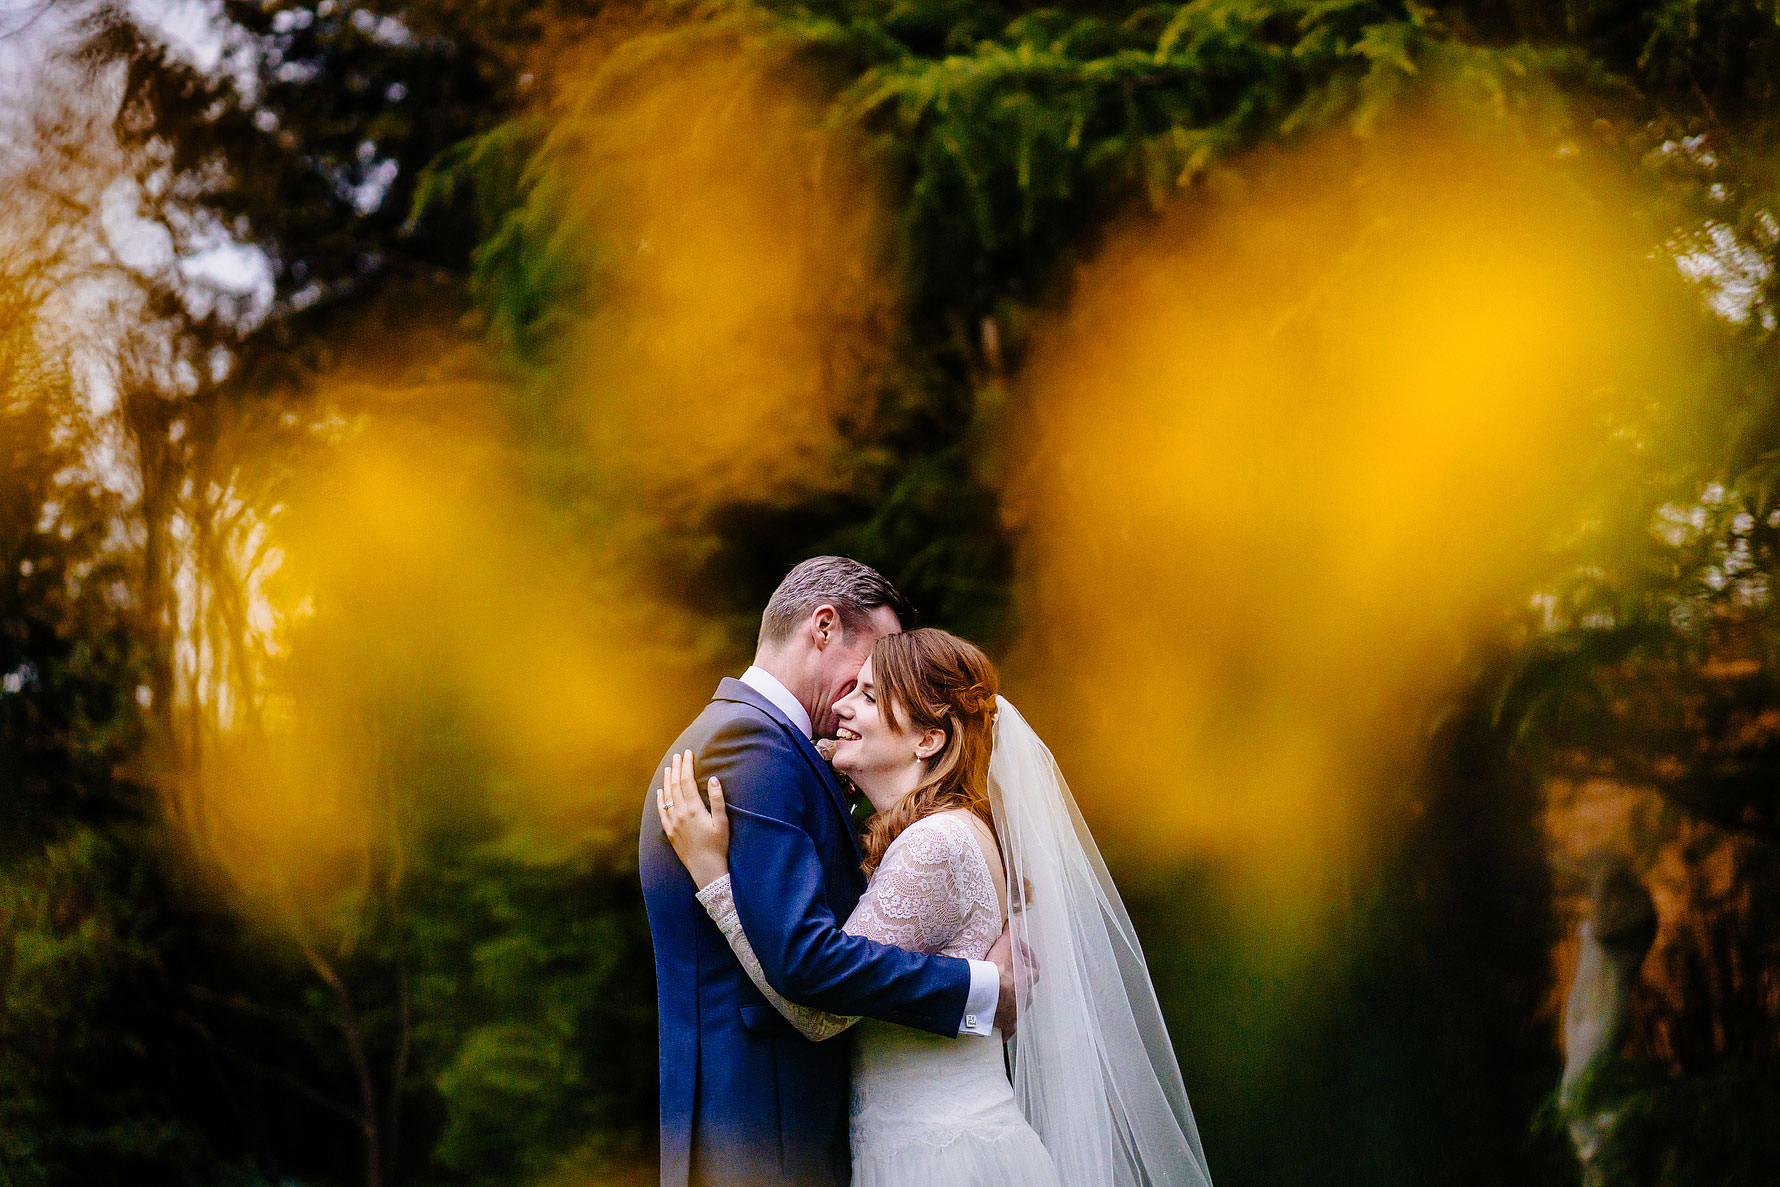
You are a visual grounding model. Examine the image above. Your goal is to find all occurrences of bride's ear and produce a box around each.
[913,726,946,761]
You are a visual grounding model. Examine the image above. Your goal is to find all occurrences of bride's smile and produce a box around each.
[829,658,947,814]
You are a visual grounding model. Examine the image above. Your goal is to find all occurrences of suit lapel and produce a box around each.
[713,677,863,864]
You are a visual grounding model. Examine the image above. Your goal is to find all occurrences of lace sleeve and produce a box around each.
[696,875,858,1042]
[847,812,1003,961]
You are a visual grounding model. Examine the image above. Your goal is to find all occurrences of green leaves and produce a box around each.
[0,830,227,1186]
[411,115,600,362]
[408,839,654,1184]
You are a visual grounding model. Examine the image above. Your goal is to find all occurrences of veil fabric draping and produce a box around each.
[988,695,1215,1187]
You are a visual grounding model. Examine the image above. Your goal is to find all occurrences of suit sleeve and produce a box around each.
[698,717,972,1038]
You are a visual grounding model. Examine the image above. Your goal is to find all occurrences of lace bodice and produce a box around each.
[697,810,1003,1040]
[846,811,1004,961]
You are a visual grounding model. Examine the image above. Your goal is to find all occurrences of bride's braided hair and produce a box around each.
[859,628,1000,875]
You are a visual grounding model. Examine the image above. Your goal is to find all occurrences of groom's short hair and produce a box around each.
[757,556,912,649]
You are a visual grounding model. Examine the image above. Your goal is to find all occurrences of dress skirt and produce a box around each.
[849,1020,1062,1187]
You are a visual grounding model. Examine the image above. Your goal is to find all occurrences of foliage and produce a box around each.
[0,828,251,1186]
[0,277,147,858]
[408,836,655,1184]
[1596,1060,1780,1187]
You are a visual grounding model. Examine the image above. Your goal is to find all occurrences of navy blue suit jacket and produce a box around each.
[640,678,973,1187]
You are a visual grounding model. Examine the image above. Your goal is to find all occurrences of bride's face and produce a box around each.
[829,658,921,810]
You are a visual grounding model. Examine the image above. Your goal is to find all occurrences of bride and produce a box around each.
[656,627,1212,1186]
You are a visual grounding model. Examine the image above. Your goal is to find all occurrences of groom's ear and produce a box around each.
[809,604,841,650]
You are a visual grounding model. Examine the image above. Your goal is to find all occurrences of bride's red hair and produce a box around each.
[859,628,999,875]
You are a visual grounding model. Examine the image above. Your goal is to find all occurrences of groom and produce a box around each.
[640,557,1016,1187]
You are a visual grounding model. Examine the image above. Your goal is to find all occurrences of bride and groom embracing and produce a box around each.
[639,556,1213,1187]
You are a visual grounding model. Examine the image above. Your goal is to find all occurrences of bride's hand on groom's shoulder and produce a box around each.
[656,750,731,889]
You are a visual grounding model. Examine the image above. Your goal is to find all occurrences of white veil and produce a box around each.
[988,695,1214,1187]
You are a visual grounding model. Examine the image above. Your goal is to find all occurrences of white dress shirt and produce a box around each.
[736,665,1000,1037]
[740,665,812,739]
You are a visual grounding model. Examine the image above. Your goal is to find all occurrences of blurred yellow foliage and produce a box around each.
[542,23,900,510]
[1007,113,1695,944]
[181,352,705,932]
[169,24,911,930]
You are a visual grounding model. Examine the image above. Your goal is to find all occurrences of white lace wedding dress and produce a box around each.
[696,810,1062,1187]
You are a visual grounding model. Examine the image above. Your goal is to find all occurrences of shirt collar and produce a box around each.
[739,665,813,739]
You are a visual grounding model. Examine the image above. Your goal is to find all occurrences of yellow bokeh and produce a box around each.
[1006,112,1697,941]
[163,17,913,935]
[178,344,708,931]
[165,22,913,932]
[541,23,901,510]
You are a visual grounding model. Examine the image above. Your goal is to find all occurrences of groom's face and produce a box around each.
[809,605,902,738]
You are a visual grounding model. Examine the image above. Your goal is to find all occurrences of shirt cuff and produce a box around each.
[958,959,1000,1037]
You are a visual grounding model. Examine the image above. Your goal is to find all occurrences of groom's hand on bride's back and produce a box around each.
[987,922,1039,1034]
